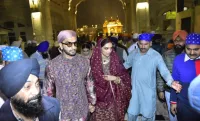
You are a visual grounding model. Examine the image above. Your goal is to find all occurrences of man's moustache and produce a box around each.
[175,45,182,48]
[27,93,41,103]
[189,54,197,56]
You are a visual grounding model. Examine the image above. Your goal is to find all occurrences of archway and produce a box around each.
[76,0,126,29]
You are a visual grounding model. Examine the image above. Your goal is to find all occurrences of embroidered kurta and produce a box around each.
[45,54,95,120]
[124,48,173,118]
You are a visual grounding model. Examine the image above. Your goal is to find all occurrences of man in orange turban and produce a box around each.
[172,30,188,41]
[172,30,188,54]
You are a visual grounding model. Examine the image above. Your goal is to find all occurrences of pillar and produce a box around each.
[125,0,137,33]
[29,0,43,43]
[131,0,137,33]
[42,0,53,46]
[124,8,128,33]
[136,0,150,33]
[65,7,77,30]
[29,0,53,46]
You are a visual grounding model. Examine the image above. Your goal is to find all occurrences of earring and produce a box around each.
[58,47,62,53]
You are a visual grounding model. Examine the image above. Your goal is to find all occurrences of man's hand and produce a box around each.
[171,81,182,93]
[171,103,177,115]
[158,92,165,100]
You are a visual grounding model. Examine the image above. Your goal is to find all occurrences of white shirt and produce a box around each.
[0,65,4,70]
[0,97,4,108]
[184,54,200,62]
[0,65,5,108]
[128,42,138,53]
[123,42,138,61]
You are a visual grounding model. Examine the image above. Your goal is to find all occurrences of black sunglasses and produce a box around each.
[62,42,77,47]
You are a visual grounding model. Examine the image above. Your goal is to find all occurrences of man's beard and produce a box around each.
[11,92,44,118]
[63,49,76,56]
[174,45,185,55]
[41,52,49,59]
[139,48,148,53]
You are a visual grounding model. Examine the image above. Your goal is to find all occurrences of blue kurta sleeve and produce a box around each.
[123,51,134,69]
[170,58,180,103]
[157,54,173,87]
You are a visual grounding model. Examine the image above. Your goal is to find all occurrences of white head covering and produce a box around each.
[133,33,139,39]
[11,40,22,47]
[150,31,156,34]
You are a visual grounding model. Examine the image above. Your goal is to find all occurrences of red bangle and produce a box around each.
[170,101,177,104]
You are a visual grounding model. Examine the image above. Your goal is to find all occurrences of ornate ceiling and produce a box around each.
[0,0,194,27]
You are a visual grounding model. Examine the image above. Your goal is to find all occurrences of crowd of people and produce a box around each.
[0,30,200,121]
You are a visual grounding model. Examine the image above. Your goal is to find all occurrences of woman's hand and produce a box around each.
[103,75,121,84]
[103,75,117,81]
[89,103,95,113]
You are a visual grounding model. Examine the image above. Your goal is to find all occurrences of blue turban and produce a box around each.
[0,58,40,98]
[188,75,200,113]
[186,33,200,45]
[110,36,118,45]
[37,41,49,52]
[138,33,154,42]
[1,46,23,61]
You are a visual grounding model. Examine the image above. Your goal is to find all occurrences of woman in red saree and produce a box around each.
[91,38,131,121]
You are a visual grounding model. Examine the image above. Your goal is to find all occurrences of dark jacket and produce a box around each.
[0,96,60,121]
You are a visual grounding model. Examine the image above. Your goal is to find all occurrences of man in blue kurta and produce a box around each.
[124,33,182,121]
[170,33,200,121]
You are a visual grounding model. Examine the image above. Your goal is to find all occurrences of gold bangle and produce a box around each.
[115,77,121,84]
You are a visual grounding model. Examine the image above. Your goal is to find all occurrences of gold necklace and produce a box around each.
[102,55,110,64]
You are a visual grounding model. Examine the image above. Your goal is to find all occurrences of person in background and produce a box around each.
[122,33,139,62]
[49,41,60,59]
[0,58,60,121]
[109,35,127,62]
[170,33,200,121]
[167,40,174,50]
[151,34,163,54]
[30,41,50,92]
[0,46,24,107]
[0,45,7,107]
[157,30,188,121]
[81,43,92,60]
[128,33,139,53]
[11,37,28,58]
[25,40,37,57]
[118,33,132,48]
[0,45,7,69]
[1,46,23,66]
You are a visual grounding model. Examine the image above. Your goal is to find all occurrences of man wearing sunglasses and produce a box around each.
[45,30,95,121]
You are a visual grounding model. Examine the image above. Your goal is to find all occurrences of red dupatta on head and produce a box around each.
[90,39,131,111]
